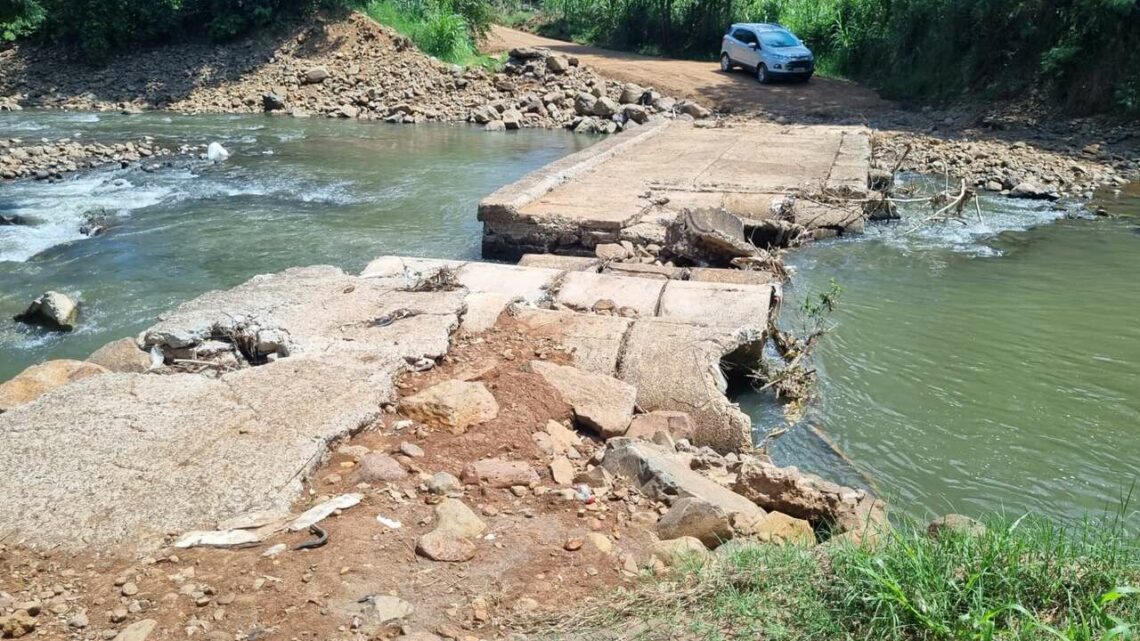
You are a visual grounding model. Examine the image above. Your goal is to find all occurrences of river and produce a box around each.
[3,112,1138,523]
[0,111,593,380]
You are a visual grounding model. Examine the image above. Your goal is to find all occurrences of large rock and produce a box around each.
[602,439,765,523]
[546,55,570,74]
[619,83,646,104]
[927,514,986,540]
[625,411,695,443]
[529,360,636,438]
[732,458,886,537]
[354,453,408,483]
[592,97,620,118]
[303,66,331,84]
[1009,181,1060,201]
[650,536,712,566]
[657,497,734,549]
[0,360,108,412]
[112,619,156,641]
[399,380,499,434]
[461,459,539,488]
[434,499,486,538]
[735,510,816,545]
[417,529,476,562]
[14,290,79,331]
[86,338,152,373]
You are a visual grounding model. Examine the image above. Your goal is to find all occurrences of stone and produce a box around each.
[564,537,584,551]
[622,104,649,124]
[86,338,151,373]
[619,83,646,104]
[665,208,758,265]
[544,420,583,454]
[0,360,108,412]
[732,458,886,537]
[434,499,486,538]
[112,619,157,641]
[1009,181,1060,200]
[303,66,330,84]
[355,453,408,483]
[461,459,539,488]
[625,411,695,443]
[500,109,523,130]
[594,243,628,261]
[484,120,506,132]
[14,290,79,331]
[650,537,711,566]
[602,439,765,523]
[0,612,37,638]
[574,92,598,116]
[426,471,461,495]
[399,380,498,434]
[573,466,613,491]
[677,100,711,119]
[657,498,734,549]
[360,596,413,624]
[585,532,613,554]
[509,46,548,60]
[549,456,575,485]
[927,514,986,539]
[736,511,816,545]
[529,361,636,438]
[399,441,425,458]
[262,93,286,111]
[417,530,476,562]
[592,97,620,118]
[546,56,570,74]
[68,611,89,628]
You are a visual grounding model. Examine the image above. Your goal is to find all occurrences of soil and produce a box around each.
[0,315,663,641]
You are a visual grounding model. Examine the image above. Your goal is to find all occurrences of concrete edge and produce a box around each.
[477,117,673,223]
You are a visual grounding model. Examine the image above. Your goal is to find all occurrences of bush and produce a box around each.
[361,0,497,64]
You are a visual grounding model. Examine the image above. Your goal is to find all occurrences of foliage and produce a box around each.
[537,0,1140,114]
[361,0,497,64]
[539,512,1139,641]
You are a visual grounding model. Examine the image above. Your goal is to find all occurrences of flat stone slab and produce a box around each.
[480,120,871,258]
[555,271,665,316]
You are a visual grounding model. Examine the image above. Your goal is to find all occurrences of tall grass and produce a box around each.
[360,0,502,65]
[525,512,1139,641]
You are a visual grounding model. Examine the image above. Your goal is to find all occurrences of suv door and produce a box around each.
[734,29,761,68]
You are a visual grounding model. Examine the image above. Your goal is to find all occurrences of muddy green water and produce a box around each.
[0,111,593,380]
[3,112,1138,523]
[755,181,1140,523]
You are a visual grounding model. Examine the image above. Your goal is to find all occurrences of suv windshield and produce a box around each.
[759,31,799,48]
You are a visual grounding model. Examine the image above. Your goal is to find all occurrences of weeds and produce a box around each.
[518,512,1139,641]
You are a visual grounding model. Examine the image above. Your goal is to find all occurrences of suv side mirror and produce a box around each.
[749,42,759,49]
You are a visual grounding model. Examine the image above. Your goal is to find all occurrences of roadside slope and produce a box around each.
[485,25,893,121]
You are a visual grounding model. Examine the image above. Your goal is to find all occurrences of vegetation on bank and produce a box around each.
[534,0,1140,115]
[531,513,1139,641]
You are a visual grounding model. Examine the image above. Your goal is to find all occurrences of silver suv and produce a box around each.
[720,23,815,83]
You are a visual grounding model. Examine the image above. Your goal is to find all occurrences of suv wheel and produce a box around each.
[720,54,733,73]
[756,63,770,84]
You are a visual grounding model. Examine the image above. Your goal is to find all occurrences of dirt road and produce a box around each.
[486,26,893,122]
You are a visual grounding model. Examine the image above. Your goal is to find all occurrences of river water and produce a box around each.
[757,179,1140,523]
[3,112,1138,523]
[0,111,593,381]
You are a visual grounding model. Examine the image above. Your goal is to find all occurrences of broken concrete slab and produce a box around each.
[555,270,664,316]
[480,120,871,259]
[512,308,630,376]
[517,254,600,271]
[529,360,637,438]
[459,292,517,334]
[657,280,776,329]
[602,438,765,523]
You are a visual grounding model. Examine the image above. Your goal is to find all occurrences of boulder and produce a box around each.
[574,92,598,116]
[529,360,636,438]
[736,510,816,545]
[426,471,462,495]
[354,453,408,483]
[622,104,649,124]
[500,109,523,130]
[594,243,629,261]
[417,529,476,562]
[509,46,548,61]
[657,497,734,548]
[399,380,499,434]
[303,66,331,84]
[461,458,539,488]
[619,83,646,104]
[549,456,575,485]
[434,499,486,538]
[677,100,712,119]
[1009,181,1060,200]
[0,360,108,412]
[625,411,695,443]
[0,612,37,638]
[86,337,151,373]
[602,439,766,523]
[732,458,886,537]
[927,514,986,540]
[592,97,620,118]
[262,93,286,111]
[650,536,712,566]
[546,56,570,74]
[543,420,583,454]
[14,290,79,331]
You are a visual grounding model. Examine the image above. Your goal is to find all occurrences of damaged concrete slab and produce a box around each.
[479,120,872,259]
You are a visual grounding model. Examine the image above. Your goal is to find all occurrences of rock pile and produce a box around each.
[0,13,709,134]
[0,137,172,181]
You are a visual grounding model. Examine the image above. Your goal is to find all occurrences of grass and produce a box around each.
[360,0,495,67]
[520,513,1139,641]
